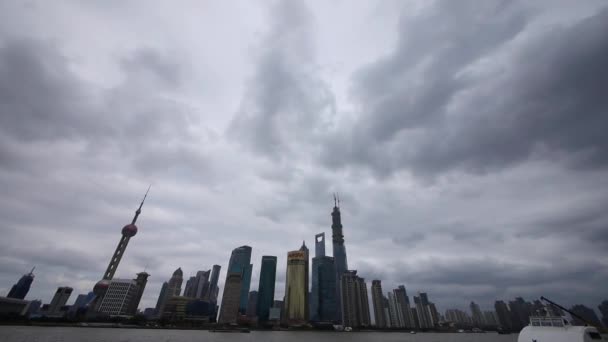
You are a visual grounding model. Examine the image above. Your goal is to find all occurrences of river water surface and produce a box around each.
[0,326,519,342]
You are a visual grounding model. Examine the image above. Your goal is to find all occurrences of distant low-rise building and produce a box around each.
[0,297,32,316]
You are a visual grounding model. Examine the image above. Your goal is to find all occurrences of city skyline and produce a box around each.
[1,0,608,321]
[2,196,607,324]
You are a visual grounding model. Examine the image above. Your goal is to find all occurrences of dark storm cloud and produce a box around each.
[228,0,335,158]
[0,39,97,142]
[322,2,608,178]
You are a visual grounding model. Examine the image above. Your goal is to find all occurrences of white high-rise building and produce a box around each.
[98,279,138,316]
[387,291,404,327]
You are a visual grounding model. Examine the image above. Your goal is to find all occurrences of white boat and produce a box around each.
[517,316,603,342]
[409,331,416,334]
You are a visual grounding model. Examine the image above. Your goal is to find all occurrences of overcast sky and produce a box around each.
[1,0,607,316]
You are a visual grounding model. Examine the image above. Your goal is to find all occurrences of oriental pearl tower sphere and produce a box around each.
[93,186,150,298]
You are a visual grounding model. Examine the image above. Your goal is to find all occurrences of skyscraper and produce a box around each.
[310,233,336,322]
[495,300,513,331]
[157,268,183,315]
[127,271,149,315]
[194,270,211,299]
[331,194,348,322]
[284,243,309,324]
[340,270,370,328]
[7,267,35,300]
[218,273,242,324]
[206,265,221,303]
[371,280,387,328]
[387,291,404,328]
[256,256,277,322]
[168,268,184,297]
[246,291,258,318]
[223,246,252,315]
[570,304,602,327]
[394,286,414,328]
[93,187,150,305]
[599,300,608,329]
[48,286,73,315]
[470,301,484,327]
[155,282,168,313]
[98,279,138,316]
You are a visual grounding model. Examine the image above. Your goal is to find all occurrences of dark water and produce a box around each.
[0,326,519,342]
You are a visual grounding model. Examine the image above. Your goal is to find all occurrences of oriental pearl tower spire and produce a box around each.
[102,185,150,280]
[93,186,150,302]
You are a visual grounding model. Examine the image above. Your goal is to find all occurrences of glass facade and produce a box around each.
[310,255,336,322]
[256,256,277,322]
[225,245,252,314]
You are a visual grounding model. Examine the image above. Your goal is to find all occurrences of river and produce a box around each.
[0,326,519,342]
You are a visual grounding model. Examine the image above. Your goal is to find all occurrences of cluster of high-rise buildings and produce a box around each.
[2,189,608,333]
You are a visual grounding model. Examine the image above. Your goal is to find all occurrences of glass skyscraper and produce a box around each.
[310,233,337,322]
[331,196,348,322]
[256,256,277,322]
[7,268,35,300]
[222,246,252,316]
[284,243,309,324]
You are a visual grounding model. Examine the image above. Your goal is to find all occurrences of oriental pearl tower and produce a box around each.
[93,186,150,303]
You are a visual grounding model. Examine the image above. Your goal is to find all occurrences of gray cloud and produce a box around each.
[228,0,335,159]
[322,3,608,179]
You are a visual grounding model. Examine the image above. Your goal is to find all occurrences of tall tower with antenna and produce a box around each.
[331,193,348,323]
[93,186,150,300]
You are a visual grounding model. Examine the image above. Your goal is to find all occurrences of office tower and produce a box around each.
[207,265,221,303]
[387,291,404,328]
[340,270,370,327]
[411,308,420,328]
[509,297,532,331]
[394,286,414,328]
[156,268,183,315]
[428,302,439,326]
[218,273,242,324]
[599,300,608,328]
[223,246,252,314]
[48,287,73,315]
[155,282,168,313]
[413,292,433,328]
[184,277,196,297]
[315,232,326,257]
[256,256,277,322]
[98,279,138,315]
[26,299,42,316]
[382,296,391,328]
[331,194,348,322]
[7,267,35,300]
[126,272,149,315]
[570,304,602,327]
[68,293,95,317]
[371,280,387,328]
[93,187,150,304]
[470,301,483,327]
[246,291,258,318]
[194,270,211,299]
[495,300,513,331]
[310,233,337,322]
[167,268,183,297]
[284,243,309,324]
[483,310,498,326]
[239,264,253,314]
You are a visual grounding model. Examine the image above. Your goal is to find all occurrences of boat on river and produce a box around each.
[517,296,604,342]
